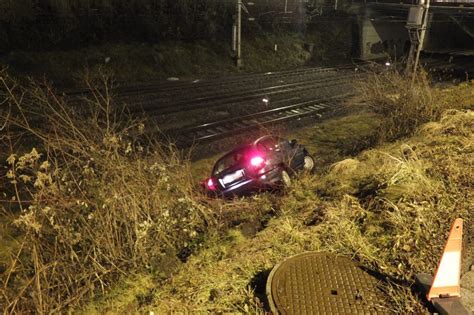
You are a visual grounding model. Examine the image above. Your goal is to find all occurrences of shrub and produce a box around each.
[0,72,215,313]
[356,68,465,142]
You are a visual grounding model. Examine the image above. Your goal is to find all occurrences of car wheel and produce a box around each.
[303,155,315,172]
[280,169,291,188]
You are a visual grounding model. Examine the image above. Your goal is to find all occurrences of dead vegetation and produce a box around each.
[0,70,280,313]
[1,69,473,314]
[0,72,222,313]
[91,72,472,314]
[357,68,473,142]
[117,109,471,315]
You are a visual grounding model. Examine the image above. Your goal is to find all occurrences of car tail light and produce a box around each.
[250,155,265,168]
[206,178,217,191]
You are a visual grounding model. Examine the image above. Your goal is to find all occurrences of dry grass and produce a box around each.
[0,72,219,313]
[127,109,471,314]
[1,68,473,314]
[89,74,471,314]
[0,70,282,313]
[357,68,473,142]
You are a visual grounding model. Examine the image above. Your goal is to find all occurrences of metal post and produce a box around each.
[413,0,430,78]
[232,22,237,53]
[236,0,242,68]
[406,0,431,80]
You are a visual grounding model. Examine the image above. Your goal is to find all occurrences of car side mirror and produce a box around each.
[290,139,297,147]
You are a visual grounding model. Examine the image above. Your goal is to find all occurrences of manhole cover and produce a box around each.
[266,252,386,314]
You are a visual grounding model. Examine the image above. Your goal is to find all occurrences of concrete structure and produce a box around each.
[350,0,474,59]
[357,8,410,60]
[249,0,474,60]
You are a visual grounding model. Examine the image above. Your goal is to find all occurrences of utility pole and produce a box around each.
[406,0,431,81]
[232,0,254,68]
[232,19,237,53]
[236,0,242,68]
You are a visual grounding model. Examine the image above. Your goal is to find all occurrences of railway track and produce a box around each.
[117,65,360,101]
[2,64,360,140]
[8,58,468,147]
[134,73,357,115]
[147,58,468,146]
[64,64,362,115]
[168,93,353,145]
[64,63,362,100]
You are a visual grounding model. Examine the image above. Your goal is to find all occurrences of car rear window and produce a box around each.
[257,137,280,152]
[213,148,247,175]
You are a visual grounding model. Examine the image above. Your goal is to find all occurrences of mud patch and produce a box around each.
[248,268,272,311]
[234,208,277,238]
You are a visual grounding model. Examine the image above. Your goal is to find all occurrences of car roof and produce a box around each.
[252,135,282,145]
[217,144,252,161]
[215,136,285,163]
[221,136,286,155]
[219,136,277,157]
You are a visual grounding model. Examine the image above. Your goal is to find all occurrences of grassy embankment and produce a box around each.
[0,33,312,88]
[81,73,473,314]
[1,70,473,313]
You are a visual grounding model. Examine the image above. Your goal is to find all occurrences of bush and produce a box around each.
[0,72,215,313]
[357,68,460,142]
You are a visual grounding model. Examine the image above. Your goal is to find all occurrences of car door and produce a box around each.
[288,140,306,170]
[278,138,303,171]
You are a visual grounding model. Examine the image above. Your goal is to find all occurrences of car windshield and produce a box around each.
[213,147,248,176]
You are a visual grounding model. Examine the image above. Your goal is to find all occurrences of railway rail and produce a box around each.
[135,73,357,116]
[62,64,361,119]
[63,63,362,99]
[168,93,353,146]
[2,64,360,139]
[117,65,360,102]
[4,57,471,147]
[62,64,361,126]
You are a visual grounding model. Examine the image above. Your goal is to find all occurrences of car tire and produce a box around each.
[280,169,291,188]
[303,155,315,172]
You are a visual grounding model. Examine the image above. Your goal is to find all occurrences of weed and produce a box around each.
[1,69,472,314]
[357,68,473,142]
[0,71,215,313]
[121,110,471,314]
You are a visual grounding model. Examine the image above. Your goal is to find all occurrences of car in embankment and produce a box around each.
[204,135,315,197]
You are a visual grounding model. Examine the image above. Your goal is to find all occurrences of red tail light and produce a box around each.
[250,155,265,168]
[206,178,217,191]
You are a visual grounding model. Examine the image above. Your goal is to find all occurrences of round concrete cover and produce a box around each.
[266,252,386,314]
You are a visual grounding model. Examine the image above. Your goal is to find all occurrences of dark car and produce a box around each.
[204,135,315,197]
